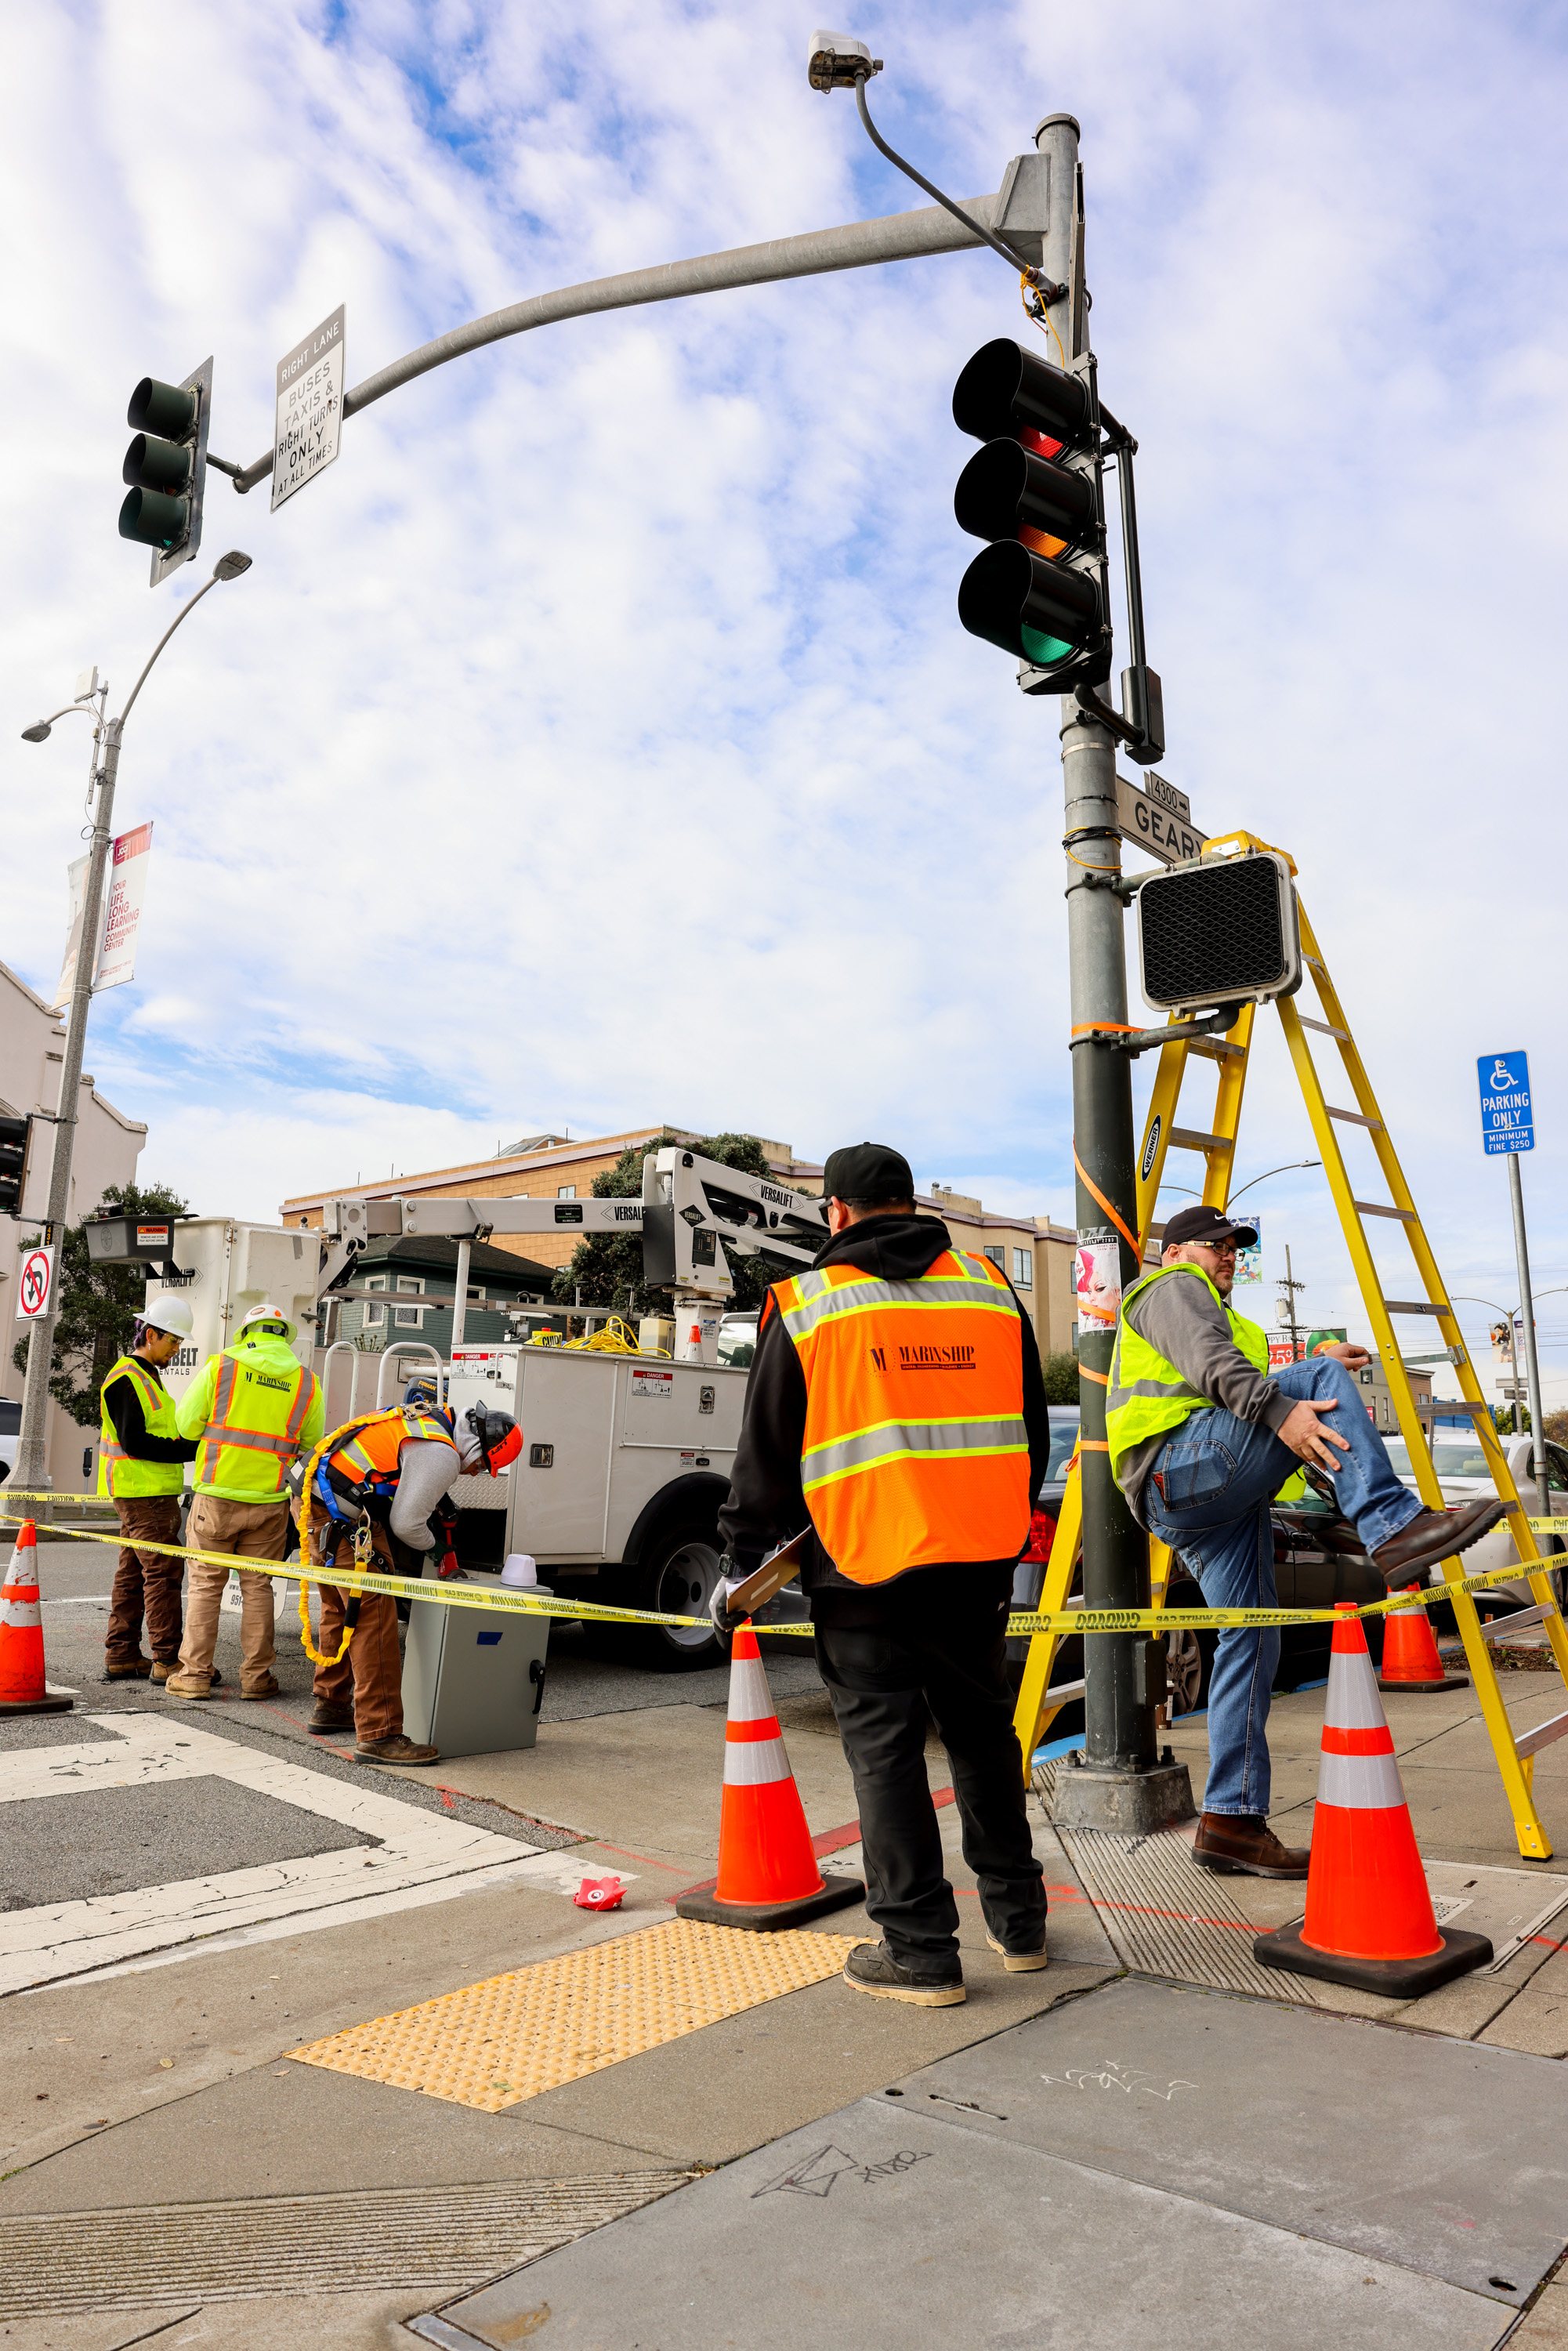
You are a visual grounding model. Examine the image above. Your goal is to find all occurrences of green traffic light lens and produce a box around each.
[119,486,189,549]
[1020,628,1074,667]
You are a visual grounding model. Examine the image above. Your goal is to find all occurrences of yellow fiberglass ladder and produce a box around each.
[1013,832,1568,1862]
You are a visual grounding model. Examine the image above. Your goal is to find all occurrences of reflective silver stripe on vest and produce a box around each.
[801,1415,1029,1494]
[1315,1750,1406,1810]
[780,1266,1016,1343]
[722,1735,791,1786]
[1106,1374,1208,1412]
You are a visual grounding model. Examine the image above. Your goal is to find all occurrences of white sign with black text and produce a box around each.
[1116,771,1207,867]
[272,305,346,512]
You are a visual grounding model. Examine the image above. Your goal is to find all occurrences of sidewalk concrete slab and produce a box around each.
[875,1976,1568,2307]
[418,2089,1505,2351]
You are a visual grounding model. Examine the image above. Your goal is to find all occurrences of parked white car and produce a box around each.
[0,1398,18,1486]
[1384,1429,1566,1605]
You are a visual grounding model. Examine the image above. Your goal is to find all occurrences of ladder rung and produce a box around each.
[1438,1603,1557,1654]
[1188,1038,1247,1063]
[1418,1399,1489,1418]
[1384,1300,1450,1318]
[1043,1677,1086,1704]
[1517,1707,1568,1762]
[1327,1106,1384,1130]
[1169,1127,1234,1154]
[1353,1201,1416,1223]
[1305,955,1326,971]
[1298,1014,1349,1040]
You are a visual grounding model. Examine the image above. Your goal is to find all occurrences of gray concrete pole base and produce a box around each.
[1048,1755,1196,1836]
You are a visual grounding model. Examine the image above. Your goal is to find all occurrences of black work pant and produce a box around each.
[813,1565,1046,1976]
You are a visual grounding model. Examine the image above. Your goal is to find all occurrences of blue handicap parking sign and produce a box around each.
[1478,1052,1534,1154]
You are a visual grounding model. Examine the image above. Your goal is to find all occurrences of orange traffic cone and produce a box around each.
[0,1523,73,1716]
[676,1622,863,1931]
[1256,1605,1489,1994]
[1378,1584,1468,1694]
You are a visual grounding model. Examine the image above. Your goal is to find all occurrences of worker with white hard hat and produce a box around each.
[97,1292,204,1686]
[166,1303,324,1702]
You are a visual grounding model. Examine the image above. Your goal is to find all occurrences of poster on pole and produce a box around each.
[16,1245,55,1321]
[51,825,154,1007]
[1233,1213,1263,1284]
[272,305,346,511]
[95,822,153,991]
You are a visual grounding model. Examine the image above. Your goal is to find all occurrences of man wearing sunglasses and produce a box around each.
[1107,1204,1504,1879]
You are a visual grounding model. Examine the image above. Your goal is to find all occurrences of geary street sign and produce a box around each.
[272,304,346,513]
[1116,770,1207,867]
[1477,1050,1534,1155]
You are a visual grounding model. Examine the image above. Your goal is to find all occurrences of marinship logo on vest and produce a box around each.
[871,1342,976,1372]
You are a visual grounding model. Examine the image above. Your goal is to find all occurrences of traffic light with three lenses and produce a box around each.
[952,338,1110,692]
[119,358,212,585]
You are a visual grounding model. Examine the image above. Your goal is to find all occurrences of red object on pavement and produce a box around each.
[0,1523,71,1715]
[574,1875,625,1911]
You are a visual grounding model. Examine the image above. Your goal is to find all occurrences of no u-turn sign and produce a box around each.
[16,1246,54,1321]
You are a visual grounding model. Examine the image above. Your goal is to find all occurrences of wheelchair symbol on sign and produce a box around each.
[1489,1059,1516,1092]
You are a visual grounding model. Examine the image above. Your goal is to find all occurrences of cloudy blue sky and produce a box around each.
[5,1,1565,1399]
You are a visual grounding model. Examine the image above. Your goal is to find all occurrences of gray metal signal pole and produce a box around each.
[12,557,251,1510]
[1034,114,1190,1833]
[1508,1157,1549,1496]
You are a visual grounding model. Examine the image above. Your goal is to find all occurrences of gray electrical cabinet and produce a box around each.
[401,1567,552,1758]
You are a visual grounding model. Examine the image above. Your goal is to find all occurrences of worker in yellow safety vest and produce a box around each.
[97,1294,204,1686]
[715,1141,1053,2008]
[165,1303,324,1702]
[1107,1202,1505,1881]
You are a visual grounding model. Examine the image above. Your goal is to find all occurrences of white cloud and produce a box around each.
[4,0,1566,1399]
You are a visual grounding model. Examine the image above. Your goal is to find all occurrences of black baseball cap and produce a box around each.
[1162,1203,1258,1250]
[823,1141,915,1203]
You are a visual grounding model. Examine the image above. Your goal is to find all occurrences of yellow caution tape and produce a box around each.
[1528,1517,1568,1537]
[0,1498,1559,1640]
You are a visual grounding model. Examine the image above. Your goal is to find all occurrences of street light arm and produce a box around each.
[1225,1160,1321,1208]
[117,571,224,730]
[852,74,1066,297]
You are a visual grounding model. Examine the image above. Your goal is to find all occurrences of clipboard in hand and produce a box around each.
[728,1527,810,1619]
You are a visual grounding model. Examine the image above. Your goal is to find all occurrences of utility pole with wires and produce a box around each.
[1277,1244,1307,1361]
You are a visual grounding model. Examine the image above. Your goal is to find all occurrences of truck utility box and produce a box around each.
[138,1219,321,1401]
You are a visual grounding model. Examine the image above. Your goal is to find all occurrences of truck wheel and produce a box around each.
[637,1523,725,1668]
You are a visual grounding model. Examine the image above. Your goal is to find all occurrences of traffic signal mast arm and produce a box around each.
[213,185,1046,498]
[309,1147,829,1314]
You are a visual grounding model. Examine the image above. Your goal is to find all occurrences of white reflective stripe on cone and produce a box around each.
[1,1595,42,1628]
[1325,1643,1386,1730]
[1316,1750,1407,1809]
[722,1736,791,1786]
[726,1654,776,1724]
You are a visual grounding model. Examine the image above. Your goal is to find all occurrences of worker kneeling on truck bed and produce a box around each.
[304,1396,522,1767]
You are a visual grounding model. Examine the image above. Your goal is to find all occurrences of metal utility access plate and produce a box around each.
[414,1989,1544,2351]
[1423,1860,1568,1970]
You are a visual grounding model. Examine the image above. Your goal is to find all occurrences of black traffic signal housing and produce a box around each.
[952,338,1111,695]
[120,357,213,586]
[0,1114,33,1219]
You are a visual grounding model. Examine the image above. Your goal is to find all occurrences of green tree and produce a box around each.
[12,1181,190,1426]
[1492,1404,1530,1436]
[1040,1351,1081,1405]
[552,1132,785,1320]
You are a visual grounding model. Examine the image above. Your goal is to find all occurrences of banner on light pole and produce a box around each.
[52,823,153,1008]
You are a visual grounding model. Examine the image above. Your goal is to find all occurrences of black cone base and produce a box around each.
[1255,1919,1492,1998]
[0,1694,72,1714]
[1378,1673,1468,1694]
[675,1873,864,1933]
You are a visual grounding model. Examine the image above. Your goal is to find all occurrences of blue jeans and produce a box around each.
[1140,1358,1424,1817]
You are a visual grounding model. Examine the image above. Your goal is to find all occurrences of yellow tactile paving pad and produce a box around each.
[287,1919,862,2114]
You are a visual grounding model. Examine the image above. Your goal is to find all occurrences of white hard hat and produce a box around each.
[237,1301,297,1344]
[141,1294,194,1340]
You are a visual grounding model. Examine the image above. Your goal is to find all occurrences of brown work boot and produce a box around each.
[164,1670,217,1700]
[240,1675,281,1702]
[309,1701,355,1735]
[153,1661,223,1688]
[842,1941,965,2005]
[984,1929,1049,1973]
[103,1656,153,1680]
[356,1733,440,1767]
[1371,1499,1507,1592]
[1193,1813,1310,1878]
